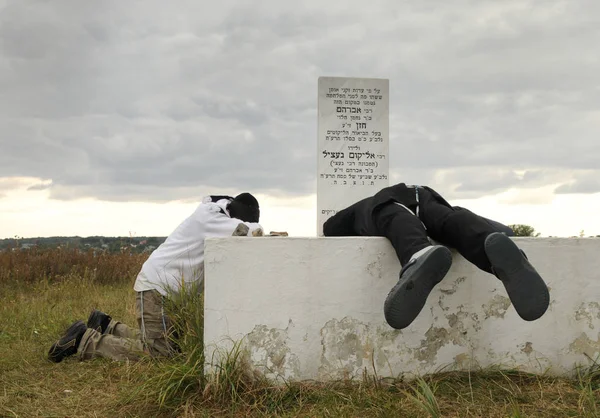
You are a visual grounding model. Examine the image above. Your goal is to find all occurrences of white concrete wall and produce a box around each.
[204,237,600,382]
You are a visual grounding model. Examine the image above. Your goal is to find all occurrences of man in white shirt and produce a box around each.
[48,193,263,363]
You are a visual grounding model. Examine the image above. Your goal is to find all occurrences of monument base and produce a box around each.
[204,237,600,382]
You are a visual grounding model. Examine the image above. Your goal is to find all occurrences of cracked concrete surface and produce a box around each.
[204,237,600,382]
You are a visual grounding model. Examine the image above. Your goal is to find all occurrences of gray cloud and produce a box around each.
[394,167,576,200]
[1,0,599,202]
[555,172,600,194]
[27,181,52,191]
[0,177,31,192]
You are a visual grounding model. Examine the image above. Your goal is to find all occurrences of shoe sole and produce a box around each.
[484,233,550,321]
[48,320,87,363]
[384,246,453,330]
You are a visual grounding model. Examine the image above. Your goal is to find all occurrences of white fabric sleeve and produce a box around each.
[205,213,264,237]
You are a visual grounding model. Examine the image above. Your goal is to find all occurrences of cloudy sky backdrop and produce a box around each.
[1,0,599,238]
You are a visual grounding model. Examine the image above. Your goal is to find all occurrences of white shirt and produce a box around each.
[133,197,263,296]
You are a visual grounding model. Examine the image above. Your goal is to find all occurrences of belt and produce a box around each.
[406,185,421,218]
[392,185,425,229]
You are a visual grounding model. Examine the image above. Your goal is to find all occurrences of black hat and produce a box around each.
[233,193,259,209]
[228,193,260,223]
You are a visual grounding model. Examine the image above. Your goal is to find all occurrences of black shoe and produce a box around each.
[48,320,88,363]
[87,309,112,334]
[484,232,550,321]
[384,246,453,330]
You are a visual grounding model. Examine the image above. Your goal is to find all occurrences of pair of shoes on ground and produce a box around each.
[384,232,550,330]
[47,310,112,363]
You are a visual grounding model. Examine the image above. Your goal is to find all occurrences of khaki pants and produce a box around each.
[78,290,175,361]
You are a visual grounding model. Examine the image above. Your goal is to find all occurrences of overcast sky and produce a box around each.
[1,0,599,238]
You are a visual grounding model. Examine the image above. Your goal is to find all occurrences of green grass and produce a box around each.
[1,250,599,417]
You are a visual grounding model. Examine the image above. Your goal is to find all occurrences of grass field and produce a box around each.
[1,249,598,417]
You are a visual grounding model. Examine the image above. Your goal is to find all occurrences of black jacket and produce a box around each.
[322,183,513,237]
[323,183,425,236]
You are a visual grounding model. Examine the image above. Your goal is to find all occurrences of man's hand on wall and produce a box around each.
[232,223,250,236]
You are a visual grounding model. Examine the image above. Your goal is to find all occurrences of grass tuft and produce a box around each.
[405,377,441,418]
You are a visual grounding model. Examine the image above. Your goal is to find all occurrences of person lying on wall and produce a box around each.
[48,193,264,363]
[322,183,550,330]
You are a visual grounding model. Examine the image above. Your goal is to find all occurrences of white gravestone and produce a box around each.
[317,77,389,235]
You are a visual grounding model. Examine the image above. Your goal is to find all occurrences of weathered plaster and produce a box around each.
[244,321,301,380]
[204,237,600,382]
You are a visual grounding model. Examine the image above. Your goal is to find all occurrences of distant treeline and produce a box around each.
[0,236,167,253]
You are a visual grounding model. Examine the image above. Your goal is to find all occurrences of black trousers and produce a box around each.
[373,187,505,274]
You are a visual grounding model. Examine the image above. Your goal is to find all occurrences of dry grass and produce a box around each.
[0,247,146,285]
[1,249,598,417]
